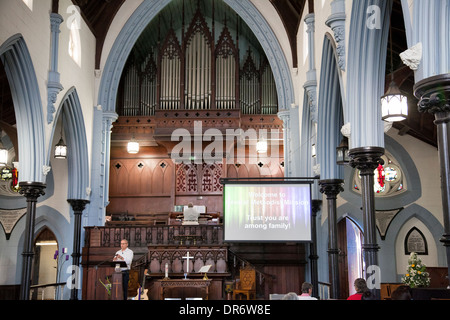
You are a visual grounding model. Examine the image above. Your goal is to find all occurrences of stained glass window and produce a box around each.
[353,152,406,197]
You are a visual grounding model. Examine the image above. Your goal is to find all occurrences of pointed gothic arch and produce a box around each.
[317,33,345,180]
[0,34,45,183]
[98,0,294,113]
[52,87,89,200]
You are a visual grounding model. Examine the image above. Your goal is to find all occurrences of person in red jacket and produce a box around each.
[347,278,373,300]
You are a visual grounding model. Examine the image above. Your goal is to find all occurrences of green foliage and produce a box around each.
[401,252,430,288]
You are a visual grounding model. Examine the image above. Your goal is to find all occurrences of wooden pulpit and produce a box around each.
[111,271,124,300]
[111,260,127,300]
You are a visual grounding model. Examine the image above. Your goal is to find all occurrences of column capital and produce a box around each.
[414,73,450,114]
[50,13,64,31]
[348,146,384,175]
[441,234,450,247]
[319,179,344,199]
[19,182,46,200]
[67,199,90,213]
[277,110,290,123]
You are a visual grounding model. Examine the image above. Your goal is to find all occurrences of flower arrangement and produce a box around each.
[401,252,431,288]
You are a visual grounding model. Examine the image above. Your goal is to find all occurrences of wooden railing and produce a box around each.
[318,282,331,300]
[30,283,66,300]
[85,224,224,248]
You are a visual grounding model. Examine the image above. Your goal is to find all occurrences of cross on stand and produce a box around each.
[182,251,193,280]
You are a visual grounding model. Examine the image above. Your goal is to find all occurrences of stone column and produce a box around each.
[414,74,450,287]
[349,146,384,299]
[19,182,46,300]
[67,199,90,300]
[319,179,343,299]
[309,199,322,297]
[278,110,292,177]
[47,12,64,124]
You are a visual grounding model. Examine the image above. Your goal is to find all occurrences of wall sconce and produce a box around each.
[257,118,268,154]
[256,139,268,154]
[336,137,349,165]
[127,136,139,154]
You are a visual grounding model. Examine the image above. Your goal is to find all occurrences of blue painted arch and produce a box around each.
[317,33,345,180]
[97,0,294,112]
[51,87,90,200]
[0,34,46,183]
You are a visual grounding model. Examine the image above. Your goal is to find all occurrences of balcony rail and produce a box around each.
[85,224,224,248]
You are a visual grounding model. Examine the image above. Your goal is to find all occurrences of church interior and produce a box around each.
[0,0,449,302]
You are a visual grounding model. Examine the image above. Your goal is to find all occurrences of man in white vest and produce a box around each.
[183,203,200,225]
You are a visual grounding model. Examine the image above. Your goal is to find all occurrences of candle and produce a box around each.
[165,263,169,278]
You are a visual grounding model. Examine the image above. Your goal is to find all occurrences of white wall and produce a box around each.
[396,217,438,275]
[0,0,97,286]
[387,128,443,226]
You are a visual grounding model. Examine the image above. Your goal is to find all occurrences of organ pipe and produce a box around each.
[118,9,277,116]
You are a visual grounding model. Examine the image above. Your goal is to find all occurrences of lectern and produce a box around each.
[110,261,127,300]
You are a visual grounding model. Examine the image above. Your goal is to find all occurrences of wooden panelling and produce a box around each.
[263,265,305,298]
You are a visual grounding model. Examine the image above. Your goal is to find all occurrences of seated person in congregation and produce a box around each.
[182,203,200,225]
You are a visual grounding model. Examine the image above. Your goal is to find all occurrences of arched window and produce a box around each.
[68,20,81,67]
[353,152,406,197]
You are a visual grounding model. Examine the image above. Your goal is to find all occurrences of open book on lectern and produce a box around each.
[198,265,212,273]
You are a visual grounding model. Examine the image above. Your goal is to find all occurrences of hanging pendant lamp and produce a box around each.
[54,136,67,159]
[381,21,408,122]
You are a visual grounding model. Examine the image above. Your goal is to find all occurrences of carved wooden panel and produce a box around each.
[176,162,223,195]
[147,248,228,274]
[201,163,223,193]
